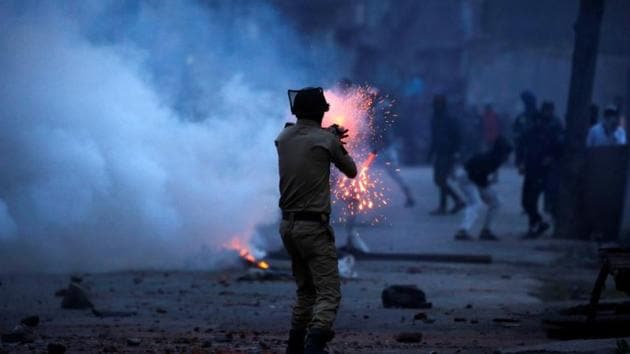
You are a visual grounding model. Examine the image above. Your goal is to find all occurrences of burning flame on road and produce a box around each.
[225,237,269,270]
[323,85,390,222]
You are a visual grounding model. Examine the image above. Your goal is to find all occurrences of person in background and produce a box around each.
[513,91,538,157]
[589,103,600,127]
[518,101,563,239]
[513,91,539,215]
[482,103,500,149]
[454,136,513,241]
[586,105,627,147]
[369,88,415,208]
[427,94,465,215]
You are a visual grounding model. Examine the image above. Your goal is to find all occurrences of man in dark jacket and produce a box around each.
[517,101,563,238]
[428,94,464,215]
[454,136,513,241]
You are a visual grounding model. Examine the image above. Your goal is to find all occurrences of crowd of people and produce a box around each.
[426,90,628,241]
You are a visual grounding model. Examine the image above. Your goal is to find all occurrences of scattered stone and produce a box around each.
[413,312,427,321]
[454,317,467,322]
[126,338,141,346]
[70,275,83,283]
[133,277,143,285]
[20,316,39,327]
[47,343,66,354]
[1,324,36,343]
[395,332,423,343]
[237,269,293,282]
[201,340,212,348]
[493,317,521,327]
[405,266,423,274]
[465,304,473,309]
[92,309,137,318]
[102,345,118,352]
[61,283,93,309]
[382,285,432,309]
[54,288,68,297]
[156,308,167,314]
[214,333,233,343]
[493,318,520,323]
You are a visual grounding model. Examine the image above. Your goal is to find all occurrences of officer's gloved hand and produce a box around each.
[326,124,350,144]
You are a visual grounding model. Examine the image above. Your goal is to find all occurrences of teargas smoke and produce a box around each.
[0,1,346,272]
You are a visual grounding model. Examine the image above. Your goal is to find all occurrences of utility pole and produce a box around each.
[555,0,605,239]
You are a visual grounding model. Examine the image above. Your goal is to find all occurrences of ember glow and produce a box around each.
[323,86,391,223]
[225,238,270,270]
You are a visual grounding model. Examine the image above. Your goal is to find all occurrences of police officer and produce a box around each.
[276,87,357,354]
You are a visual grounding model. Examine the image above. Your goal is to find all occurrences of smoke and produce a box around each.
[0,1,345,272]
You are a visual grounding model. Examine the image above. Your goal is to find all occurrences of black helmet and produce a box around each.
[288,87,330,116]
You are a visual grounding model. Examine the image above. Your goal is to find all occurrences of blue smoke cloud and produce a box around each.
[0,0,345,272]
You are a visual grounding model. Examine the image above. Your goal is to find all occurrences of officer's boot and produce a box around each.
[304,329,334,354]
[286,328,306,354]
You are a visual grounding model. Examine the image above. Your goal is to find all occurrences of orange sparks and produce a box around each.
[324,85,391,222]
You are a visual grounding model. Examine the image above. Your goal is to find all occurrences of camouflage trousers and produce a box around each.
[280,219,341,331]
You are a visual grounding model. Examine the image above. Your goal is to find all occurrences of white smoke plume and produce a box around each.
[0,1,345,272]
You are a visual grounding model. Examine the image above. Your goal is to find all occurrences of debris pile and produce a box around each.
[382,285,432,309]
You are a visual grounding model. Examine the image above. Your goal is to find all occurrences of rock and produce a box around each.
[92,309,137,318]
[413,312,428,320]
[70,275,82,283]
[156,307,167,314]
[47,343,66,354]
[1,324,36,343]
[126,338,141,346]
[133,277,143,285]
[454,317,467,322]
[20,315,39,327]
[395,332,423,343]
[382,285,432,309]
[201,340,212,348]
[61,283,93,309]
[102,345,118,352]
[54,288,68,297]
[214,333,233,343]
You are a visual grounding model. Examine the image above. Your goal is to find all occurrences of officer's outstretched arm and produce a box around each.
[331,141,357,178]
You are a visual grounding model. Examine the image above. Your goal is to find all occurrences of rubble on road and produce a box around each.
[236,268,293,282]
[1,324,36,344]
[382,285,432,309]
[61,283,93,309]
[47,343,66,354]
[394,332,423,343]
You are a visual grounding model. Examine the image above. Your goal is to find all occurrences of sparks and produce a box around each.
[323,85,391,223]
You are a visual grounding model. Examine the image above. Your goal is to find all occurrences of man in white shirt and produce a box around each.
[586,105,627,147]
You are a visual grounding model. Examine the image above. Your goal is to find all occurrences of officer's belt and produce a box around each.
[282,211,329,223]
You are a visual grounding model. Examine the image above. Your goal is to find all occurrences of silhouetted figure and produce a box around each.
[370,90,415,208]
[460,104,483,161]
[586,105,627,146]
[276,87,357,354]
[518,101,563,239]
[428,94,464,215]
[514,90,538,214]
[482,103,500,149]
[589,103,600,127]
[454,136,513,241]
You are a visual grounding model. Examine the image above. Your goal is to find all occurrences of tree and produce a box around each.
[555,0,605,239]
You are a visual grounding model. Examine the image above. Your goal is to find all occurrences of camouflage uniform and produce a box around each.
[275,119,357,331]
